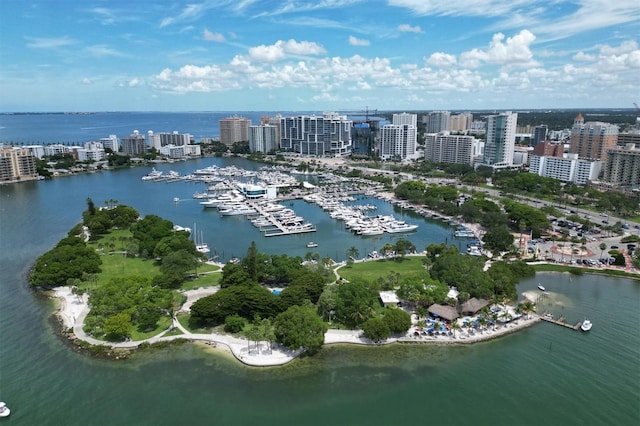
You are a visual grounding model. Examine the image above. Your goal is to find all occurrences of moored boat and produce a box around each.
[0,402,10,418]
[538,284,546,291]
[581,319,592,331]
[306,242,318,248]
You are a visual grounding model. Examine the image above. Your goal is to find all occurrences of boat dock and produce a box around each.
[247,201,316,237]
[540,314,582,330]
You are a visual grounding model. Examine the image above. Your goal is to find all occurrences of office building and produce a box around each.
[482,111,518,168]
[532,125,548,146]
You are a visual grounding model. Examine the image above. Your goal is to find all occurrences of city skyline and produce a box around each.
[1,0,639,112]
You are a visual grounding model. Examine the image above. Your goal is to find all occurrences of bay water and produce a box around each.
[0,114,639,425]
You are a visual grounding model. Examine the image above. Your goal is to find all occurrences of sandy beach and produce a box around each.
[52,285,542,366]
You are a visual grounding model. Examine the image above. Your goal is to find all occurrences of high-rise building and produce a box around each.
[121,130,147,156]
[0,147,38,182]
[532,141,564,157]
[249,124,279,153]
[219,116,251,146]
[280,112,352,156]
[426,111,451,133]
[569,114,618,163]
[424,132,474,165]
[482,111,518,168]
[99,135,120,152]
[450,113,473,132]
[602,143,640,188]
[532,125,548,146]
[379,113,418,161]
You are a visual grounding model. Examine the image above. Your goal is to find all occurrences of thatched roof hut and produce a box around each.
[428,304,459,322]
[460,297,489,315]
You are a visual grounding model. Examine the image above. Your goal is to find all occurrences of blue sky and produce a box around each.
[1,0,639,112]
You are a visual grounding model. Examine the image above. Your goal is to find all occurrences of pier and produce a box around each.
[539,314,582,330]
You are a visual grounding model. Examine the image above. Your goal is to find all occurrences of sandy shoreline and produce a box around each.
[51,286,543,366]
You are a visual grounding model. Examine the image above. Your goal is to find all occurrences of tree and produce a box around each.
[274,304,327,353]
[482,225,515,253]
[347,246,359,263]
[361,317,391,342]
[382,308,411,334]
[599,242,607,259]
[104,312,132,341]
[335,280,377,327]
[224,314,245,333]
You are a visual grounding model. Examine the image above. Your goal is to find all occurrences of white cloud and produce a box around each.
[160,2,212,28]
[573,51,595,61]
[128,78,140,87]
[388,0,533,17]
[459,30,538,68]
[248,39,326,62]
[86,45,127,58]
[26,36,76,49]
[398,24,422,33]
[203,29,226,42]
[349,35,370,46]
[82,77,92,85]
[427,52,457,68]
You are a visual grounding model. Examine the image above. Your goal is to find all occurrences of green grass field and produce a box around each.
[337,256,427,282]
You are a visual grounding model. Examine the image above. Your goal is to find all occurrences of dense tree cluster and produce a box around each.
[82,199,139,238]
[30,236,102,288]
[84,276,173,341]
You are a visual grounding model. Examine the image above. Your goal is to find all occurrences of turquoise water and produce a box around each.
[1,159,639,425]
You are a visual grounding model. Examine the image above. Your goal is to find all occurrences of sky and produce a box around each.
[1,0,639,112]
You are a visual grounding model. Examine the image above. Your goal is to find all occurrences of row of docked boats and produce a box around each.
[303,193,418,236]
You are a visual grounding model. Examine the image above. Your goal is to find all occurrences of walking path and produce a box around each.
[52,285,542,366]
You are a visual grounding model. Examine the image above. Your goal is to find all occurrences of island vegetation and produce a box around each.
[31,198,543,356]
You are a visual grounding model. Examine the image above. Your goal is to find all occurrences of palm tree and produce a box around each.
[347,246,359,261]
[599,242,607,260]
[450,321,461,339]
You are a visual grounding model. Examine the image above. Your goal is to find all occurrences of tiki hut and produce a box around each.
[460,297,489,315]
[428,304,459,322]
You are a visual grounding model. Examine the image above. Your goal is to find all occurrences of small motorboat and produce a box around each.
[306,242,318,248]
[537,284,546,291]
[0,401,10,417]
[581,319,592,331]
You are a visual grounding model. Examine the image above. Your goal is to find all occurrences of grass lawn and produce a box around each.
[181,272,222,290]
[130,316,172,341]
[176,313,213,334]
[337,256,427,282]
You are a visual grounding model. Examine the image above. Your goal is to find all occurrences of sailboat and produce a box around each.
[193,223,210,254]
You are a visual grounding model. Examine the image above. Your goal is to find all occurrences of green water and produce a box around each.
[1,160,639,425]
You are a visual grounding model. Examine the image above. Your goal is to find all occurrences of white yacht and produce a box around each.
[581,319,592,331]
[385,222,418,233]
[0,402,10,417]
[219,205,256,216]
[306,242,318,248]
[142,168,162,180]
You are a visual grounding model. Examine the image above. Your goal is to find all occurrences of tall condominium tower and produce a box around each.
[121,130,147,155]
[426,111,451,133]
[380,113,418,161]
[248,124,279,153]
[603,143,640,188]
[424,132,474,165]
[482,111,518,167]
[280,112,352,156]
[219,116,251,146]
[0,147,38,182]
[450,113,473,132]
[569,114,619,163]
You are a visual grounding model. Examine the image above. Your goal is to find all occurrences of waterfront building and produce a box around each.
[0,147,38,182]
[99,135,119,152]
[43,144,71,157]
[602,143,640,189]
[569,114,618,163]
[380,113,418,161]
[482,111,518,168]
[77,141,105,162]
[24,145,45,159]
[220,116,251,146]
[121,130,147,156]
[424,132,474,165]
[425,111,451,133]
[532,125,548,146]
[280,112,352,156]
[529,153,601,185]
[248,124,279,153]
[450,113,473,132]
